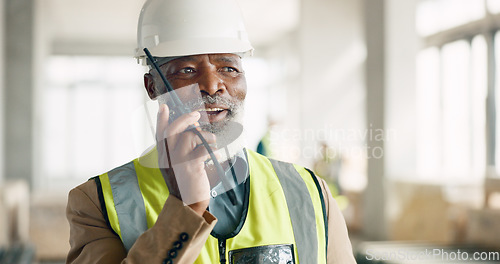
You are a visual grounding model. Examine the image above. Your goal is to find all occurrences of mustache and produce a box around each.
[184,95,242,112]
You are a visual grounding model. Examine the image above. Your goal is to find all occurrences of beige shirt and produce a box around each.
[66,175,356,263]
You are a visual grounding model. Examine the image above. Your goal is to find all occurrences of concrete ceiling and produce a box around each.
[42,0,300,55]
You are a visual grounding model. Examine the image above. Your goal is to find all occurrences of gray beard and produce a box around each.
[179,94,244,149]
[204,106,246,164]
[160,93,246,162]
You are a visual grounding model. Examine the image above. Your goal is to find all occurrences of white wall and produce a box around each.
[252,0,366,177]
[252,31,302,161]
[298,0,365,167]
[385,0,419,179]
[384,0,421,238]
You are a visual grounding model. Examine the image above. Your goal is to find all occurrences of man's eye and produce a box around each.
[179,67,196,74]
[221,67,238,72]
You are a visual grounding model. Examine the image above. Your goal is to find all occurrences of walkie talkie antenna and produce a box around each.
[144,48,237,206]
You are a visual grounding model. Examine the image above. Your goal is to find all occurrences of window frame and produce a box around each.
[418,2,499,179]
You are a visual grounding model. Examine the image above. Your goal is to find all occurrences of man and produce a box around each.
[66,0,356,263]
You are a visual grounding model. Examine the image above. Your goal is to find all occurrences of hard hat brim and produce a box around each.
[136,38,254,62]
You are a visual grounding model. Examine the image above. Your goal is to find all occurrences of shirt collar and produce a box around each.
[210,149,249,196]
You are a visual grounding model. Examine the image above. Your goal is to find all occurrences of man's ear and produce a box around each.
[144,73,160,100]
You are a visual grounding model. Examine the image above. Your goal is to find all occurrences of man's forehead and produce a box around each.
[170,53,241,64]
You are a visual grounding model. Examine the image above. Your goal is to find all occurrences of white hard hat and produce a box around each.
[135,0,254,64]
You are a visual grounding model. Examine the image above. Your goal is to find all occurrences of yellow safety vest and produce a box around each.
[94,148,327,264]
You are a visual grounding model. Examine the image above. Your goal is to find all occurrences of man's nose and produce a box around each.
[197,71,225,96]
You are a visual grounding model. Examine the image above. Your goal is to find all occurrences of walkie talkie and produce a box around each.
[143,48,238,206]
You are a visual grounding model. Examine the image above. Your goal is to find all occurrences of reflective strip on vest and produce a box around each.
[269,159,318,264]
[293,164,327,263]
[99,149,326,262]
[106,161,148,251]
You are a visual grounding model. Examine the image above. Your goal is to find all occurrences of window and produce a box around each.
[488,0,500,14]
[417,0,485,36]
[36,56,151,190]
[416,47,441,178]
[441,40,472,177]
[415,1,494,181]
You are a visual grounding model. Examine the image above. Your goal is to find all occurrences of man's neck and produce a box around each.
[205,148,246,189]
[206,160,230,189]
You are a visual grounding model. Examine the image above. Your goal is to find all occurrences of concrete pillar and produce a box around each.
[363,0,387,240]
[385,0,418,179]
[4,0,34,187]
[362,0,419,240]
[0,0,5,185]
[0,0,6,230]
[486,33,496,175]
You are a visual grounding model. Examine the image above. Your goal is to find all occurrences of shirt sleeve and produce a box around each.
[316,176,357,264]
[66,180,216,264]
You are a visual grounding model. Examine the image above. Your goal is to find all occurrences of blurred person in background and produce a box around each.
[314,142,343,196]
[65,0,356,263]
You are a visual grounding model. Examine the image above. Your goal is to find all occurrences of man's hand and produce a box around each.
[156,104,220,216]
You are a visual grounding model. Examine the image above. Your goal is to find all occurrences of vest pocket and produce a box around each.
[228,244,295,264]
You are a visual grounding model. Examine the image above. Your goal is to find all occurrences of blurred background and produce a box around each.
[1,0,500,263]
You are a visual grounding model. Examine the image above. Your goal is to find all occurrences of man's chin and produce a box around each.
[201,120,243,149]
[203,106,245,163]
[206,128,246,166]
[199,121,225,135]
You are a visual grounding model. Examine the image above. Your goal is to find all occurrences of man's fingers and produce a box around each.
[188,145,220,164]
[170,131,216,163]
[176,130,216,152]
[168,111,201,137]
[165,111,201,146]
